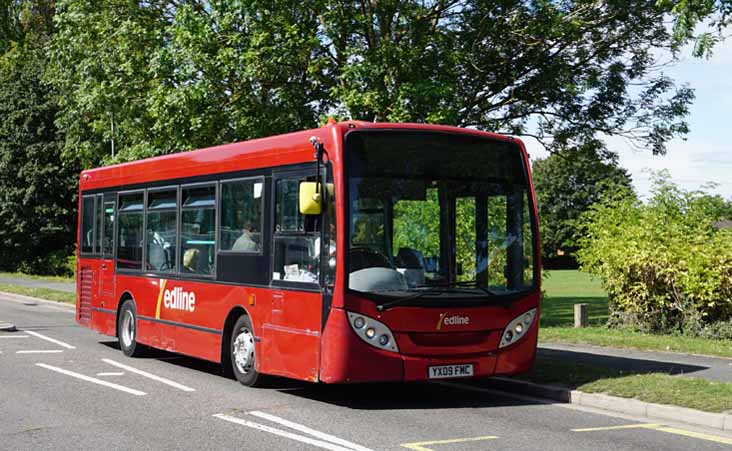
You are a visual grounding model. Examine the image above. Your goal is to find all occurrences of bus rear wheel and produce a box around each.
[230,315,263,387]
[118,300,145,357]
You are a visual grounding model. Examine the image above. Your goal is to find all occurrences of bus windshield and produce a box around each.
[345,130,536,304]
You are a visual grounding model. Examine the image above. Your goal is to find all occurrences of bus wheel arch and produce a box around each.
[116,294,146,357]
[221,306,264,386]
[115,291,135,338]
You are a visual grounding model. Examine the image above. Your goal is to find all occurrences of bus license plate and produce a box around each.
[428,364,474,379]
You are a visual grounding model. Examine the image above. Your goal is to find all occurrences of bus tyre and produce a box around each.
[230,315,262,387]
[118,300,145,357]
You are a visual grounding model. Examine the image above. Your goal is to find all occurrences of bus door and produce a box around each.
[261,170,323,382]
[98,193,116,314]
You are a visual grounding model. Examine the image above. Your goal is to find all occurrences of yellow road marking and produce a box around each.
[401,435,498,451]
[653,426,732,445]
[572,424,661,432]
[155,279,167,319]
[573,423,732,445]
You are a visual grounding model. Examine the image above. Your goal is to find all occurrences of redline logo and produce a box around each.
[163,287,196,312]
[437,313,470,330]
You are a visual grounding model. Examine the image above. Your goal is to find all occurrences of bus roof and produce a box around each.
[79,121,521,191]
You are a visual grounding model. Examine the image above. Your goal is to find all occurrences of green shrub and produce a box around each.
[17,251,75,277]
[576,172,732,332]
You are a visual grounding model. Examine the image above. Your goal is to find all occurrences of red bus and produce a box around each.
[76,121,540,386]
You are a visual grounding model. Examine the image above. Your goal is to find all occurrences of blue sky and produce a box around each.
[526,37,732,199]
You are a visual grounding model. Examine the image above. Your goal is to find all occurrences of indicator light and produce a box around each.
[353,317,366,329]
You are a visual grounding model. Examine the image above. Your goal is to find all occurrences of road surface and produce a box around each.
[1,296,731,451]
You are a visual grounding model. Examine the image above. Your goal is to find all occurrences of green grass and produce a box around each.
[0,283,75,304]
[540,270,608,327]
[540,327,732,359]
[0,271,74,283]
[539,269,732,359]
[522,357,732,413]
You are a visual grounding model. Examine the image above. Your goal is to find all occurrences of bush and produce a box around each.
[577,172,732,333]
[17,251,75,277]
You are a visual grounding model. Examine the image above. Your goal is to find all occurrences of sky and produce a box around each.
[525,37,732,200]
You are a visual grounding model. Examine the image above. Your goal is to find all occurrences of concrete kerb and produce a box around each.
[492,376,732,432]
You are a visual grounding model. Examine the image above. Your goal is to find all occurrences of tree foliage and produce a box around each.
[577,172,732,333]
[50,0,695,169]
[532,144,634,262]
[659,0,732,57]
[0,0,79,274]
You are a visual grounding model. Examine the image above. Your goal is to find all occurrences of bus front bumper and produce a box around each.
[319,308,537,383]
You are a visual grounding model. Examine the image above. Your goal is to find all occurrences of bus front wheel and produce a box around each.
[230,315,263,387]
[118,300,145,357]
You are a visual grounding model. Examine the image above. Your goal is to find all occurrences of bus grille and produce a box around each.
[408,330,492,347]
[78,268,93,325]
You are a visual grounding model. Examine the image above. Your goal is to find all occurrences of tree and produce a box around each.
[659,0,732,57]
[0,1,79,274]
[532,144,633,264]
[50,0,695,169]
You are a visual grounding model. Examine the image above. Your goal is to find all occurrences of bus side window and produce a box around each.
[117,192,144,270]
[180,184,216,276]
[102,193,115,256]
[80,195,95,254]
[273,176,320,284]
[146,189,177,273]
[220,178,263,253]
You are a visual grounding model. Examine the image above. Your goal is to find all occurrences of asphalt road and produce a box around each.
[1,297,731,451]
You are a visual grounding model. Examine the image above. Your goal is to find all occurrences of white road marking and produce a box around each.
[36,363,146,396]
[572,424,661,432]
[0,335,29,338]
[249,411,374,451]
[16,350,64,354]
[101,358,195,392]
[25,330,75,349]
[213,414,360,451]
[96,372,125,377]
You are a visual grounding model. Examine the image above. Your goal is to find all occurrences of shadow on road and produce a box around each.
[99,340,711,410]
[524,347,710,389]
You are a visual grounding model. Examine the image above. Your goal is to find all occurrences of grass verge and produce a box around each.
[0,271,74,283]
[0,283,75,304]
[522,357,732,413]
[540,269,732,359]
[539,326,732,359]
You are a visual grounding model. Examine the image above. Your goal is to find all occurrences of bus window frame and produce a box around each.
[115,189,146,273]
[342,129,541,302]
[144,185,179,275]
[270,168,322,292]
[101,192,116,259]
[217,175,265,256]
[179,181,218,279]
[80,194,97,257]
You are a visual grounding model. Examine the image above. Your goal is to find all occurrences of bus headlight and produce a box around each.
[499,308,537,349]
[347,312,399,353]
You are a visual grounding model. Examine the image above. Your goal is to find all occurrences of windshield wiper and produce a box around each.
[376,281,502,312]
[438,280,500,296]
[376,288,448,312]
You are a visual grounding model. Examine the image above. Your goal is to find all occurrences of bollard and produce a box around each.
[574,303,588,328]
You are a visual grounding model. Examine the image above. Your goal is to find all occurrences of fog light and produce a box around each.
[365,328,376,339]
[515,324,524,334]
[378,334,389,346]
[504,330,514,342]
[353,317,366,329]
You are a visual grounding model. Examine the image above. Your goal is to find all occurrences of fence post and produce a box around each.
[574,303,588,328]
